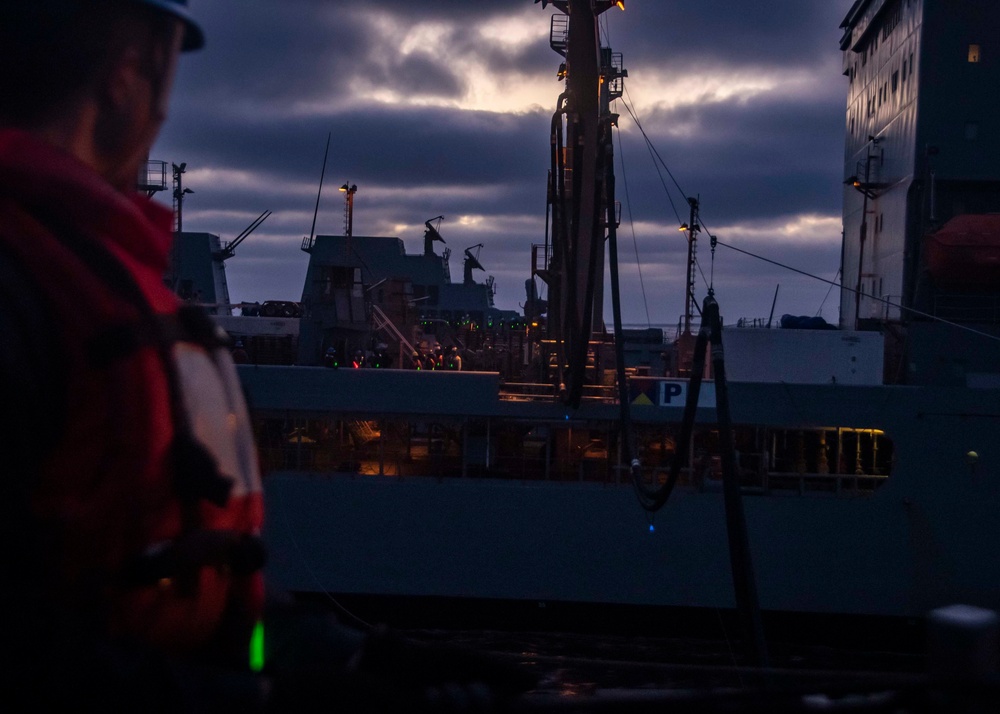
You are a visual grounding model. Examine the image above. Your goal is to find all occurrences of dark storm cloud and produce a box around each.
[612,1,848,69]
[614,85,846,229]
[363,52,466,98]
[173,3,361,104]
[164,82,843,230]
[162,88,552,187]
[174,2,550,110]
[158,0,857,319]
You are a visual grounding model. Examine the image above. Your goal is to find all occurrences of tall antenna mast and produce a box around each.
[307,133,331,250]
[172,162,192,233]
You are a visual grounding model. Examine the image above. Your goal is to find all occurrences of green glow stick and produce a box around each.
[249,619,265,673]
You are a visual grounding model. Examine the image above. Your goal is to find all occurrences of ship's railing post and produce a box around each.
[461,422,468,478]
[378,419,385,476]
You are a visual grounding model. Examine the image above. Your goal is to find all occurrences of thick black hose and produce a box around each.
[632,320,708,511]
[629,295,768,668]
[606,129,632,469]
[705,295,769,668]
[550,97,569,397]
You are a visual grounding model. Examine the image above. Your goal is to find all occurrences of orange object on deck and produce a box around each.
[926,214,1000,289]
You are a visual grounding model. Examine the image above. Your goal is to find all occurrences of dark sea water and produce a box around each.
[312,595,936,710]
[407,627,923,692]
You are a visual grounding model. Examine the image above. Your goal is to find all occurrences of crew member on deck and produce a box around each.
[448,345,463,371]
[0,1,533,708]
[0,0,269,704]
[232,340,250,364]
[324,346,340,368]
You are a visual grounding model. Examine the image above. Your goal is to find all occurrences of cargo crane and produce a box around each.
[215,210,272,262]
[534,0,626,408]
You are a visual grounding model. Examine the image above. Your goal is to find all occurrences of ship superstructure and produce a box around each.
[169,231,233,315]
[156,1,1000,633]
[840,0,1000,383]
[533,0,627,408]
[297,225,520,366]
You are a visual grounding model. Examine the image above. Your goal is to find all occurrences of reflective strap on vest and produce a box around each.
[88,305,231,368]
[30,219,265,591]
[121,530,267,589]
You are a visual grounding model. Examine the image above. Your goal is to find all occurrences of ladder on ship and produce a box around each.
[370,304,417,361]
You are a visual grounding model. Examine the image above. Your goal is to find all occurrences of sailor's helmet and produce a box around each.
[35,0,204,50]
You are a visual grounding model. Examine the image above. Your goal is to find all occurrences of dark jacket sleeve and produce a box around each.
[0,247,66,481]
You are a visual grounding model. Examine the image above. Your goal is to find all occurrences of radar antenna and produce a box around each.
[463,244,485,285]
[424,215,446,256]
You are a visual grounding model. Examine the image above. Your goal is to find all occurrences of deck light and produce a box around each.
[339,183,358,237]
[616,1,625,10]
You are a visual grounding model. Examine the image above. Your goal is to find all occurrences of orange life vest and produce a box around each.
[0,130,264,655]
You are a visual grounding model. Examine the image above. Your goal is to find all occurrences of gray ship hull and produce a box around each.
[248,367,1000,619]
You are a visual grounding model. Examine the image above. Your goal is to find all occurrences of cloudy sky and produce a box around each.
[152,0,855,330]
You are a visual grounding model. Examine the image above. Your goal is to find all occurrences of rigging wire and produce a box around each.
[621,97,685,226]
[604,14,654,327]
[694,246,712,292]
[619,92,972,340]
[621,94,713,300]
[622,90,690,203]
[274,479,374,632]
[615,128,652,327]
[618,34,985,344]
[715,237,1000,343]
[816,267,841,317]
